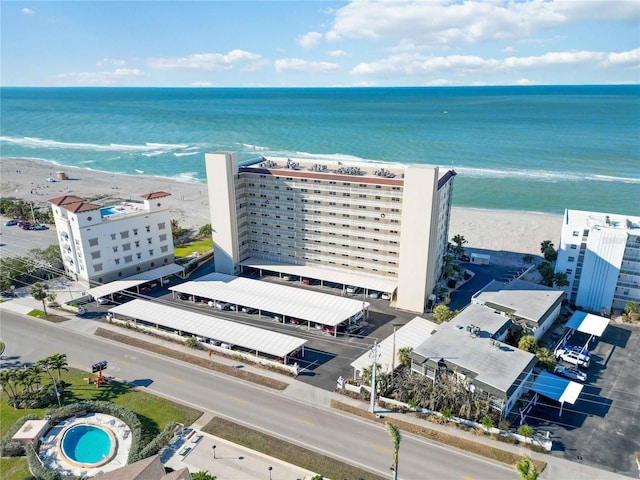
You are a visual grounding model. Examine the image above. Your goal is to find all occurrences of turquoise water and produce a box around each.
[100,207,119,216]
[61,424,112,465]
[1,85,638,215]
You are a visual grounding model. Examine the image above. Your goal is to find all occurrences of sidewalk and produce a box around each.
[0,295,628,480]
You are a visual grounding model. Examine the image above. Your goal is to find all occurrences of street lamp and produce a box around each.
[212,444,216,459]
[268,466,273,480]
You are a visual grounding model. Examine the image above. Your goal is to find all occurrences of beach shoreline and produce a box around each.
[1,156,564,260]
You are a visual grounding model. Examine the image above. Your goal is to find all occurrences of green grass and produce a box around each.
[174,238,213,258]
[26,309,46,318]
[1,367,203,477]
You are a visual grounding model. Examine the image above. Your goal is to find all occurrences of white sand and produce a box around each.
[1,157,564,264]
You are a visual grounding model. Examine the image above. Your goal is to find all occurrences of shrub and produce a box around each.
[26,442,61,480]
[138,422,179,459]
[0,413,38,457]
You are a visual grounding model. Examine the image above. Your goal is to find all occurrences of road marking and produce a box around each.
[371,443,392,453]
[229,396,246,404]
[119,360,131,366]
[168,375,184,383]
[462,476,474,480]
[295,418,315,427]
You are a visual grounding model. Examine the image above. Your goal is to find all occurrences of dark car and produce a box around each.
[4,219,18,226]
[20,223,33,230]
[32,224,49,230]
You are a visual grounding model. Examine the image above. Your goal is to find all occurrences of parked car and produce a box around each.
[554,365,587,382]
[4,219,18,226]
[32,224,49,230]
[96,297,110,305]
[214,301,233,310]
[381,292,391,300]
[346,285,358,294]
[556,346,590,368]
[20,223,33,230]
[369,291,380,299]
[241,306,257,314]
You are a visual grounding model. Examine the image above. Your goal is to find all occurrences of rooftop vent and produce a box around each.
[336,166,364,176]
[374,168,396,178]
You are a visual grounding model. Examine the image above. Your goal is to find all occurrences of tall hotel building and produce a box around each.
[205,152,456,313]
[555,209,640,314]
[48,192,175,285]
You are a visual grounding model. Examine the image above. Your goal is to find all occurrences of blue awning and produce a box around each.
[530,370,583,404]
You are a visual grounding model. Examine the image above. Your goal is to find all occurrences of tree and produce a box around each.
[386,422,401,480]
[552,272,569,287]
[0,369,17,400]
[48,353,68,386]
[515,454,539,480]
[440,254,457,279]
[450,234,468,258]
[433,304,458,323]
[481,415,495,431]
[517,424,534,441]
[198,224,212,236]
[535,347,556,370]
[518,335,537,353]
[30,282,50,315]
[540,240,554,254]
[536,261,554,287]
[624,302,638,315]
[542,247,557,262]
[192,471,217,480]
[397,347,413,368]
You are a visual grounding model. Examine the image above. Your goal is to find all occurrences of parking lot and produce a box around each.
[524,322,640,477]
[0,216,59,259]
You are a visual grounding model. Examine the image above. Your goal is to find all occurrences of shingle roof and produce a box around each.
[61,201,102,213]
[140,191,171,200]
[47,195,85,206]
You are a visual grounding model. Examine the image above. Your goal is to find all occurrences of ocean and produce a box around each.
[1,85,638,216]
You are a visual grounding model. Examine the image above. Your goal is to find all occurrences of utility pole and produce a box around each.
[369,340,378,413]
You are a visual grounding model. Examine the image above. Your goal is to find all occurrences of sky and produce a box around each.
[1,0,639,87]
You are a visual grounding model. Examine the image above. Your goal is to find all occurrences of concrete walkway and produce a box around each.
[0,294,629,480]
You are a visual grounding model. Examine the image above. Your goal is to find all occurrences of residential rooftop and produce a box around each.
[564,209,640,231]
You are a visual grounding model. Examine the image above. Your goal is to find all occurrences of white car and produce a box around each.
[554,366,587,382]
[96,297,110,305]
[369,291,381,299]
[346,285,358,294]
[381,292,391,300]
[556,347,590,368]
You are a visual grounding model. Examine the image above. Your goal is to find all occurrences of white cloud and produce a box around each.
[327,49,348,57]
[351,48,638,77]
[327,0,639,48]
[22,7,34,15]
[298,32,323,48]
[96,58,126,68]
[274,58,340,74]
[54,69,144,86]
[148,50,262,71]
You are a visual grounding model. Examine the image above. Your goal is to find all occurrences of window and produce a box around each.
[157,222,166,230]
[159,234,167,242]
[161,245,168,253]
[93,263,103,272]
[147,238,152,245]
[112,246,118,253]
[572,231,579,237]
[135,240,140,248]
[120,231,129,239]
[149,249,154,255]
[136,253,142,259]
[145,225,151,232]
[122,243,131,251]
[568,256,575,262]
[570,244,577,249]
[114,259,120,265]
[110,233,116,241]
[88,238,99,247]
[133,228,138,235]
[124,255,132,263]
[90,251,101,260]
[566,269,573,275]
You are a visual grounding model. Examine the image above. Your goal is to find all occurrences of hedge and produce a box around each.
[0,413,38,457]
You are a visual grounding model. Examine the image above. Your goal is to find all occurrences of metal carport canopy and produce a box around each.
[86,263,185,299]
[240,257,397,294]
[565,311,609,337]
[169,272,369,327]
[530,370,583,405]
[108,299,306,358]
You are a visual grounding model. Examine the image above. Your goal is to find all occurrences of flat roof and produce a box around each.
[473,279,564,323]
[412,320,536,394]
[566,310,609,337]
[240,256,397,294]
[530,370,583,404]
[12,419,50,441]
[109,299,306,358]
[351,317,438,375]
[86,263,184,299]
[452,303,512,337]
[170,272,369,327]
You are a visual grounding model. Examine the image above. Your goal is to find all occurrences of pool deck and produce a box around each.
[39,413,131,477]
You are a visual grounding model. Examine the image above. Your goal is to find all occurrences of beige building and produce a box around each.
[205,152,455,313]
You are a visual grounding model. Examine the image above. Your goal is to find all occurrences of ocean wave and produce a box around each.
[174,152,199,157]
[168,171,202,183]
[141,151,166,157]
[0,136,191,154]
[240,143,269,151]
[452,166,640,184]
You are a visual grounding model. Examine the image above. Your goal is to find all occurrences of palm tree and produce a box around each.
[539,240,554,254]
[397,347,413,368]
[440,254,456,279]
[30,282,49,315]
[0,369,18,400]
[12,368,29,397]
[451,234,468,259]
[386,422,401,480]
[48,353,69,386]
[535,347,556,370]
[515,454,539,480]
[25,364,43,393]
[37,358,56,388]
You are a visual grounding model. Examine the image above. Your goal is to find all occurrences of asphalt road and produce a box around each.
[1,310,518,480]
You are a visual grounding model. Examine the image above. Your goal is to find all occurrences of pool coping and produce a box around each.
[57,422,118,469]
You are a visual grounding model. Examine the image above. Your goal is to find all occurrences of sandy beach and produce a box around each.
[1,157,564,263]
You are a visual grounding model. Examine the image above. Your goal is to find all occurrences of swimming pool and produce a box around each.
[60,424,116,467]
[100,207,119,216]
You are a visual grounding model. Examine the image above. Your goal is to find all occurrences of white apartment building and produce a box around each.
[555,209,640,314]
[48,192,175,285]
[205,152,456,313]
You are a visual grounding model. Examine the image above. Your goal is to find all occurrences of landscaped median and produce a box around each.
[330,400,547,473]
